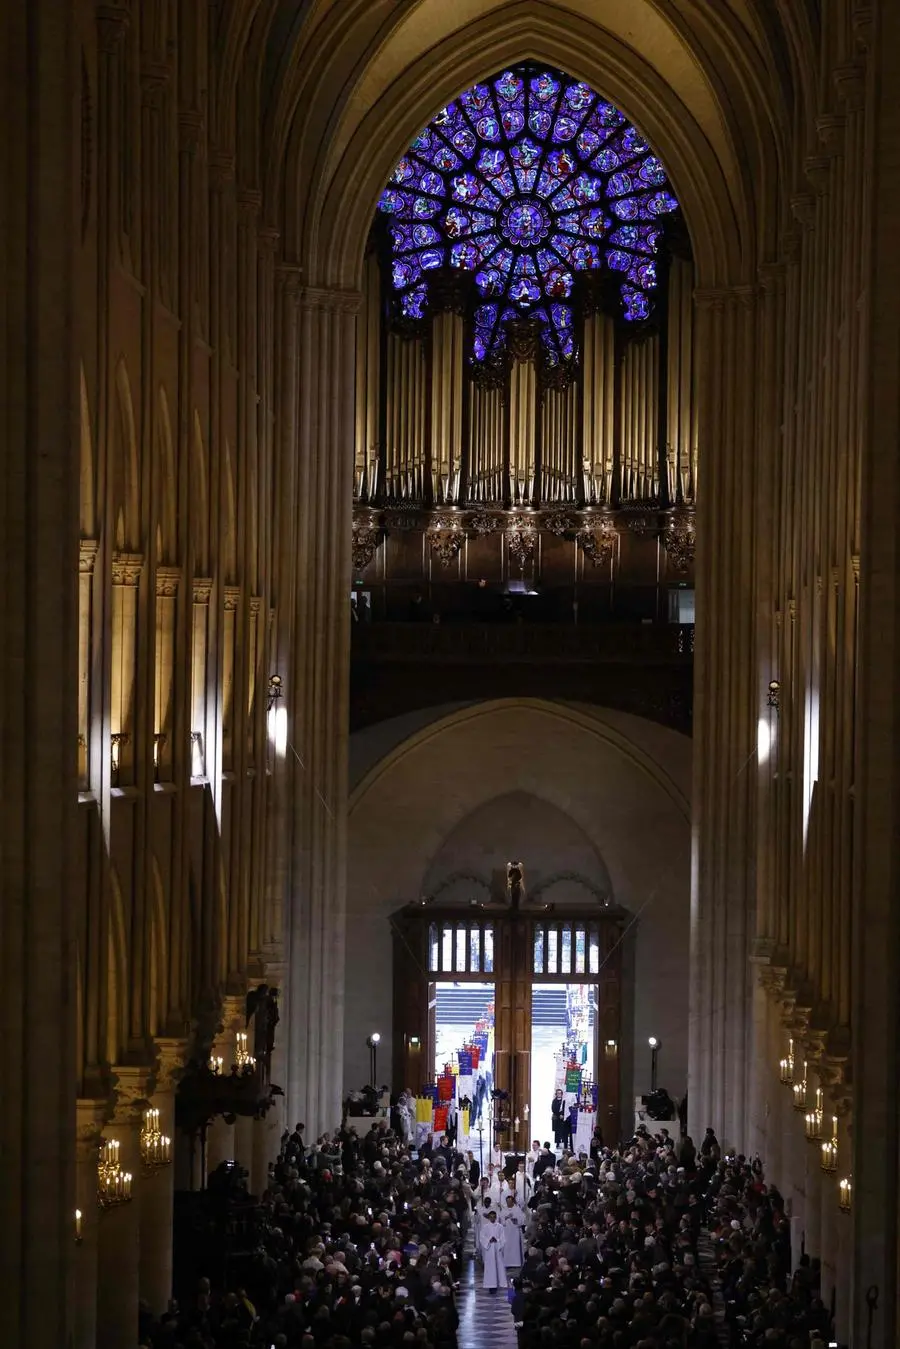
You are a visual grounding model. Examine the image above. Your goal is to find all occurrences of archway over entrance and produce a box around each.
[346,698,691,1139]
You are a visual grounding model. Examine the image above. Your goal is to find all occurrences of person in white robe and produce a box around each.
[479,1210,507,1291]
[514,1161,532,1207]
[501,1194,526,1268]
[486,1163,508,1209]
[525,1139,541,1180]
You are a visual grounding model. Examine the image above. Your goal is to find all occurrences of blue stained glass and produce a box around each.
[379,64,678,364]
[529,108,553,138]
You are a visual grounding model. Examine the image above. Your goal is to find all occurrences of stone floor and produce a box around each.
[458,1232,518,1349]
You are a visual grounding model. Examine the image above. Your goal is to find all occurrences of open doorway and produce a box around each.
[431,980,495,1167]
[530,983,598,1154]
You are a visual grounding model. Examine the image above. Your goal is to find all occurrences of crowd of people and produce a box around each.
[137,1115,837,1349]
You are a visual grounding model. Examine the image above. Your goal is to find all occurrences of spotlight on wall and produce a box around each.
[366,1032,381,1086]
[408,1035,421,1048]
[648,1037,660,1092]
[267,674,283,712]
[767,679,781,710]
[266,676,287,758]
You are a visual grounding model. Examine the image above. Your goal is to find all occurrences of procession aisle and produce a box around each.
[458,1230,518,1349]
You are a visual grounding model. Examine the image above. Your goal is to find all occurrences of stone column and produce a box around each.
[0,1,78,1345]
[97,1068,152,1349]
[138,1040,185,1313]
[689,287,759,1152]
[74,1100,107,1349]
[277,285,359,1138]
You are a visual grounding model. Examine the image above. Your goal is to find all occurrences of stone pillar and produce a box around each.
[0,2,78,1346]
[74,1100,107,1349]
[283,286,360,1137]
[689,287,758,1152]
[206,996,244,1174]
[138,1040,185,1313]
[97,1069,152,1349]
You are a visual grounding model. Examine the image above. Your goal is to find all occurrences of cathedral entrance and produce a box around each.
[391,867,623,1156]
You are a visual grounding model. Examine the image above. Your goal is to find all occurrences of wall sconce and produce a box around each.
[235,1031,256,1072]
[767,679,781,710]
[605,1038,618,1059]
[792,1063,808,1111]
[821,1116,838,1173]
[805,1087,823,1140]
[110,732,129,786]
[98,1139,133,1208]
[140,1107,172,1171]
[779,1038,794,1085]
[208,1053,223,1075]
[75,1208,83,1244]
[838,1177,852,1212]
[408,1035,421,1048]
[267,674,284,712]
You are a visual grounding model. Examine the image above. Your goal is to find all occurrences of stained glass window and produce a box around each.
[378,65,678,371]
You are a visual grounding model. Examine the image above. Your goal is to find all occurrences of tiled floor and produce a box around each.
[458,1232,518,1349]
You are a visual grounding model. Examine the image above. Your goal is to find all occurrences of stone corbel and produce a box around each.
[833,61,866,114]
[112,552,144,586]
[816,113,846,156]
[804,156,831,197]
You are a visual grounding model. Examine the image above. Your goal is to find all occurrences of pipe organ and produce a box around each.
[354,246,698,514]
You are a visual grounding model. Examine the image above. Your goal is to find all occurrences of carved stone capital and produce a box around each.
[193,577,213,604]
[223,585,241,612]
[816,112,846,155]
[110,1065,155,1125]
[155,565,181,598]
[300,286,363,316]
[216,994,246,1043]
[250,595,263,615]
[76,1098,109,1161]
[154,1037,189,1092]
[80,538,100,574]
[112,552,144,586]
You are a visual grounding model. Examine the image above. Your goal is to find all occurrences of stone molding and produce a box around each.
[112,552,144,586]
[790,192,817,230]
[223,585,241,612]
[250,595,264,615]
[79,538,100,574]
[804,156,831,196]
[209,151,236,190]
[193,577,213,604]
[154,1036,189,1093]
[833,61,866,113]
[155,565,181,598]
[816,112,846,155]
[178,109,204,152]
[300,285,363,316]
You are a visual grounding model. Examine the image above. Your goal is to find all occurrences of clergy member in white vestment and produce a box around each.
[525,1139,541,1180]
[486,1163,508,1208]
[479,1210,507,1292]
[502,1194,526,1268]
[514,1161,532,1206]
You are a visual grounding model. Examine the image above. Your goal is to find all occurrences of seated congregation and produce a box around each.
[140,1119,835,1349]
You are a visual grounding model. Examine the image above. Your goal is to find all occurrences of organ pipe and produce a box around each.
[540,381,579,503]
[467,382,505,503]
[430,311,464,504]
[581,312,615,505]
[666,256,697,503]
[354,250,381,502]
[385,330,427,501]
[509,359,537,506]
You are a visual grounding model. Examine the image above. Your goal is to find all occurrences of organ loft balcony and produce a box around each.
[349,505,694,734]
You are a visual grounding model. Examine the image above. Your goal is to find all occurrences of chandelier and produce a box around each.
[821,1115,839,1173]
[792,1061,808,1111]
[778,1038,794,1085]
[805,1087,824,1140]
[97,1138,133,1207]
[140,1107,172,1171]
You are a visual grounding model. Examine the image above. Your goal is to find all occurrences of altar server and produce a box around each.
[479,1210,507,1291]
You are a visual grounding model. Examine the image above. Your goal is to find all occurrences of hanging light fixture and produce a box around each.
[97,1139,133,1207]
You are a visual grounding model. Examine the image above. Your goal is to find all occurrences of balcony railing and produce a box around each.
[351,621,694,664]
